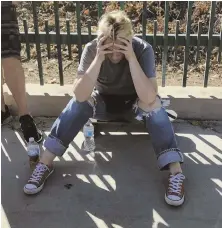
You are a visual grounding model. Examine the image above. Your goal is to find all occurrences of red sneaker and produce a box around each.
[165,173,185,206]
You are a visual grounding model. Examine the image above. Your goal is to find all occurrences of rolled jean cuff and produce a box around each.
[157,148,184,170]
[44,135,67,157]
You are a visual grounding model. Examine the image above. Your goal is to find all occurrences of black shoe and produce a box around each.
[19,114,43,143]
[1,105,12,125]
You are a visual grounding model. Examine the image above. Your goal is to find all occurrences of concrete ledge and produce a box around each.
[3,84,222,120]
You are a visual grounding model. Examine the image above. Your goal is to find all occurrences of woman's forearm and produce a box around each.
[73,57,103,102]
[128,55,157,104]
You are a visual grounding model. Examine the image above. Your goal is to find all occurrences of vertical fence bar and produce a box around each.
[195,21,202,63]
[153,20,157,54]
[54,1,64,85]
[23,20,30,60]
[174,20,179,61]
[32,2,44,85]
[45,20,51,59]
[87,20,92,42]
[182,1,193,87]
[217,24,222,63]
[120,1,124,10]
[204,1,216,87]
[66,19,72,60]
[161,1,169,87]
[98,2,102,19]
[142,1,147,41]
[76,1,82,62]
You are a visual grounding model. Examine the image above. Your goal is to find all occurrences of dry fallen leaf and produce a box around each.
[49,78,57,84]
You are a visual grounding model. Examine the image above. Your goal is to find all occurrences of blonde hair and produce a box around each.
[97,10,133,40]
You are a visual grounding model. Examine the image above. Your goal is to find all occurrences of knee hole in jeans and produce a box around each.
[136,98,161,113]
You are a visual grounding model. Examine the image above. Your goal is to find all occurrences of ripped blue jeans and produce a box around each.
[44,91,184,170]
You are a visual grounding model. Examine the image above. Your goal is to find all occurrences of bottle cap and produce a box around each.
[29,137,35,142]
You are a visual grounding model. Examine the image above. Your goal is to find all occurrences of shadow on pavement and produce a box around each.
[1,121,222,228]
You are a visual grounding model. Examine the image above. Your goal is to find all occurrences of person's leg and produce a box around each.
[133,97,185,206]
[2,57,28,116]
[1,88,5,111]
[1,90,5,111]
[1,3,27,115]
[1,3,42,142]
[24,91,107,194]
[1,68,6,111]
[2,58,43,142]
[42,91,107,165]
[1,68,12,124]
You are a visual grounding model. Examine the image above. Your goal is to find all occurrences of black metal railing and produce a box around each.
[19,1,221,87]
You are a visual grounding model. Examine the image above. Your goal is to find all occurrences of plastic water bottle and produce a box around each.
[83,120,95,155]
[27,137,40,170]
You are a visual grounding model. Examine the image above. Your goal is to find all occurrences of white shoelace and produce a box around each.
[168,173,185,194]
[29,163,48,184]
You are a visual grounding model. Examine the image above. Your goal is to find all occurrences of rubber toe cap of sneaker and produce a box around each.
[166,194,181,201]
[25,183,37,190]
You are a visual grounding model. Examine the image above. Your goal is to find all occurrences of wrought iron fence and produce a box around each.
[19,1,221,87]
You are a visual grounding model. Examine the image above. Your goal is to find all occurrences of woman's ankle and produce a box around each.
[169,162,182,175]
[40,149,56,167]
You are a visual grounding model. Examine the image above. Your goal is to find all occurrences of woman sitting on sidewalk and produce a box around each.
[23,10,185,207]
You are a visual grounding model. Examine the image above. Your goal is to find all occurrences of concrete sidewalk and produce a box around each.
[1,119,222,228]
